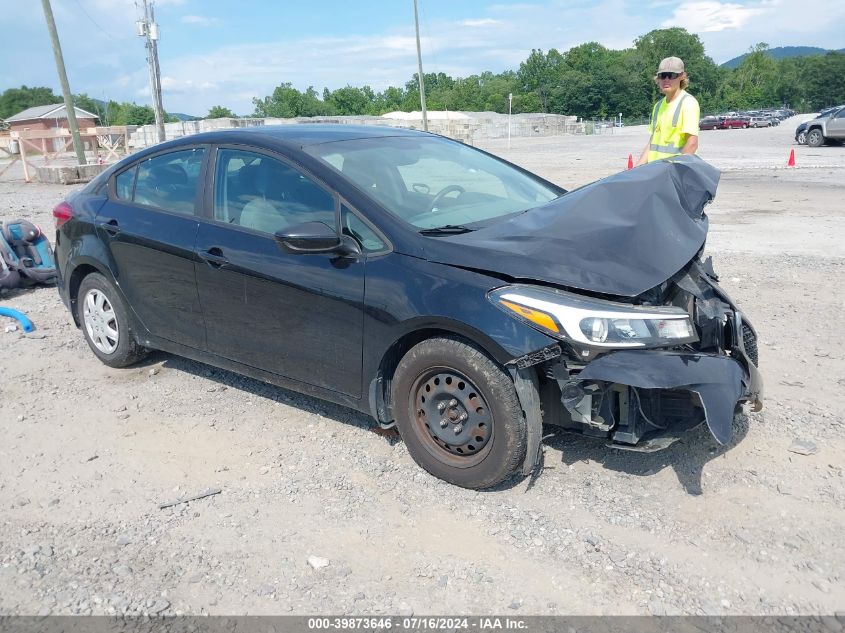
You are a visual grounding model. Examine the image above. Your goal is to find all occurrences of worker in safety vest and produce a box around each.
[635,56,700,165]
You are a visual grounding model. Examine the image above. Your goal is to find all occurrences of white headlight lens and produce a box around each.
[490,285,698,348]
[581,317,608,343]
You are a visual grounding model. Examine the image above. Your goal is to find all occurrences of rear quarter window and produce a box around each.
[115,167,137,200]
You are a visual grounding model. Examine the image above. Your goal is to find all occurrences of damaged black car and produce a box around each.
[54,125,762,489]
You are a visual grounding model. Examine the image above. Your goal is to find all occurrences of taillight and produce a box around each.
[53,201,73,229]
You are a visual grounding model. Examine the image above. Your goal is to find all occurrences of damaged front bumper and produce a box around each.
[576,343,761,450]
[528,264,763,456]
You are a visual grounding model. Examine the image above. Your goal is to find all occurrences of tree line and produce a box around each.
[0,88,179,126]
[3,28,843,125]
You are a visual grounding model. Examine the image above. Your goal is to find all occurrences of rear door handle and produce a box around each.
[96,218,120,236]
[199,247,229,268]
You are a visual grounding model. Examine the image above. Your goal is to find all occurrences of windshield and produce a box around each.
[305,136,561,229]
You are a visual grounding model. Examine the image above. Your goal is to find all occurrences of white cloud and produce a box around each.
[662,1,766,32]
[180,14,220,27]
[462,18,502,27]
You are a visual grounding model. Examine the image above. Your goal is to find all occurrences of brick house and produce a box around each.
[6,104,99,150]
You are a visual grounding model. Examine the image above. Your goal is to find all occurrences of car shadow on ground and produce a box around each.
[147,351,402,446]
[129,352,749,494]
[540,413,750,496]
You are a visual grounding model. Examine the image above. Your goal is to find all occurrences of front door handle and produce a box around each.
[96,218,120,236]
[199,247,229,268]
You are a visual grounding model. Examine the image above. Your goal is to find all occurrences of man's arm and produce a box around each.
[634,139,650,166]
[681,135,699,154]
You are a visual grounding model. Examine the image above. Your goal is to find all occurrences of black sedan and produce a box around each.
[54,125,762,489]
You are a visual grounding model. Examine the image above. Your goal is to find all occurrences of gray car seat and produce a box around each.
[239,160,298,234]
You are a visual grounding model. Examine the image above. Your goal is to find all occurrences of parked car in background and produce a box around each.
[52,126,762,489]
[699,116,721,130]
[805,107,845,147]
[795,106,844,144]
[749,116,772,128]
[720,116,750,129]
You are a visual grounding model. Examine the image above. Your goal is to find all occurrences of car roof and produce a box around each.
[145,124,433,154]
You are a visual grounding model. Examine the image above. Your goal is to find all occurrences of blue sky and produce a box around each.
[3,0,843,116]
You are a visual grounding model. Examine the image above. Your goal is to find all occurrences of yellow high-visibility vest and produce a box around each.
[647,91,700,162]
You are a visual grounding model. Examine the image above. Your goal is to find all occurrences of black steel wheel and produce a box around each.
[392,337,526,489]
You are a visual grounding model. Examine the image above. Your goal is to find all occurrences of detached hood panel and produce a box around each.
[422,155,720,297]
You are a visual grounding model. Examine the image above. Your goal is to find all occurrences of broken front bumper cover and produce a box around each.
[576,346,762,448]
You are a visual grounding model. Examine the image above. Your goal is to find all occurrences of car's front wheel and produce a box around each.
[392,337,526,489]
[797,131,807,144]
[77,273,148,368]
[806,129,825,147]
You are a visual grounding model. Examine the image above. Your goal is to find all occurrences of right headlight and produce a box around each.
[489,284,698,349]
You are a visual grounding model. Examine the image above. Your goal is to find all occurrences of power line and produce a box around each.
[69,0,119,41]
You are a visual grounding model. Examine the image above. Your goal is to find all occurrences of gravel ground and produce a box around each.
[1,117,843,617]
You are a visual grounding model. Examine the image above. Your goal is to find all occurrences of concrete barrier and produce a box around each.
[129,112,582,149]
[35,163,109,185]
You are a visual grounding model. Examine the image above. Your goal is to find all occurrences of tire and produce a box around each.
[392,336,526,489]
[797,131,807,144]
[77,272,148,368]
[806,129,825,148]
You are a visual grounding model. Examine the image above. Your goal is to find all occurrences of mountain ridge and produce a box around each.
[722,46,845,68]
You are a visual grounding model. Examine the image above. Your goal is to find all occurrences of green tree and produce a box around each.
[206,105,236,118]
[73,94,105,121]
[0,85,62,119]
[517,49,565,112]
[325,85,374,115]
[634,28,722,113]
[726,43,779,109]
[252,83,333,117]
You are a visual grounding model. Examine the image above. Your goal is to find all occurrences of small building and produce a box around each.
[6,104,99,151]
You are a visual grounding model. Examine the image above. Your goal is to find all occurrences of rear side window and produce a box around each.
[130,148,205,215]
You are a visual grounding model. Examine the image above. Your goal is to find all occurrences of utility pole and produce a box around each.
[507,93,513,149]
[137,0,166,142]
[40,0,86,165]
[413,0,428,131]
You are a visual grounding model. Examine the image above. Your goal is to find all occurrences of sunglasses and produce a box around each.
[657,72,680,80]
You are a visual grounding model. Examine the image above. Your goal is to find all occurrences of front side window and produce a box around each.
[214,148,335,235]
[132,148,205,215]
[306,136,560,230]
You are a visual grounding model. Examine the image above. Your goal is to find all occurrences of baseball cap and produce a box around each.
[657,57,685,74]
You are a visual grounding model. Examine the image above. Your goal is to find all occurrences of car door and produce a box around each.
[100,146,207,349]
[194,146,365,397]
[828,109,845,139]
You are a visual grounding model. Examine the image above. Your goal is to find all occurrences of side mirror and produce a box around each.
[276,221,359,256]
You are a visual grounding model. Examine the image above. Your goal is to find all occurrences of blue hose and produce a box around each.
[0,307,34,333]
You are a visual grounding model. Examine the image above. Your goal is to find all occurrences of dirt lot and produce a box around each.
[1,118,843,617]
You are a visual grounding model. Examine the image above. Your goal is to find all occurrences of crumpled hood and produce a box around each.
[421,155,720,297]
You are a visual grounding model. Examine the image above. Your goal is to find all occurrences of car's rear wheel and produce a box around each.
[807,129,825,147]
[78,273,148,368]
[392,337,526,489]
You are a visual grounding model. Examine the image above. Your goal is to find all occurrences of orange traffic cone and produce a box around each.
[787,149,796,168]
[627,154,634,170]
